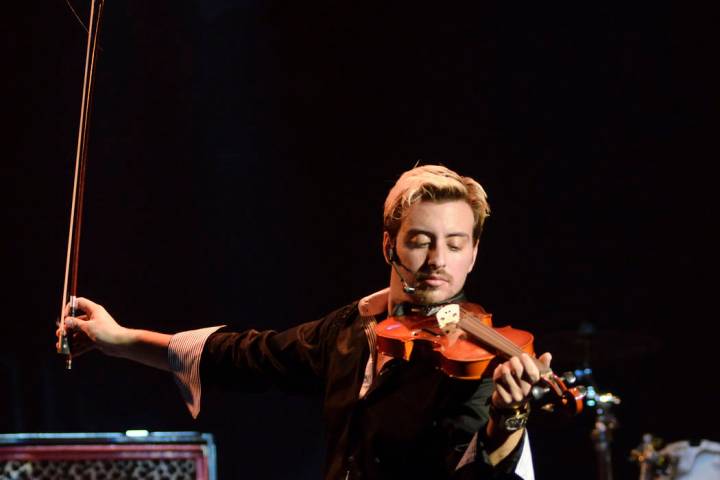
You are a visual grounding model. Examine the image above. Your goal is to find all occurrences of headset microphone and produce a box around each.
[387,246,416,294]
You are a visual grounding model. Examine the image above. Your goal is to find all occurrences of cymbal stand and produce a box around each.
[587,382,622,480]
[629,433,667,480]
[567,366,622,480]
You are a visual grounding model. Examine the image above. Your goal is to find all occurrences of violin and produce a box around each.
[375,302,585,415]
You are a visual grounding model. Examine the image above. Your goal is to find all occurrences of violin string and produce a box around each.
[457,307,524,355]
[460,317,524,357]
[453,308,572,399]
[460,308,535,359]
[463,319,550,374]
[458,306,549,373]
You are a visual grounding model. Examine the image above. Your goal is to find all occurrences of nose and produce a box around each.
[426,243,447,270]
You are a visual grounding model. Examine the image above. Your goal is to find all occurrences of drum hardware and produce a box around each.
[631,436,720,479]
[540,364,621,480]
[588,384,622,480]
[532,362,622,480]
[630,433,668,480]
[537,325,660,480]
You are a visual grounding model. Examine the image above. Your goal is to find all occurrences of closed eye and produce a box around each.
[406,233,433,249]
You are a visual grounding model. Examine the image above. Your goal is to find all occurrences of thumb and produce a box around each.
[64,315,90,333]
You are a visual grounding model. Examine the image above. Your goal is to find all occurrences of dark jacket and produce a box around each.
[200,301,523,479]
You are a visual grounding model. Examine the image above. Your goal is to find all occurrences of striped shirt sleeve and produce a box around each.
[167,325,225,419]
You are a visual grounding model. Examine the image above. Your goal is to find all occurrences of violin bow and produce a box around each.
[57,0,106,370]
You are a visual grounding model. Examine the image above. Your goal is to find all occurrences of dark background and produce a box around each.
[4,1,716,479]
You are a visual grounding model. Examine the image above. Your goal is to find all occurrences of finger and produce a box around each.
[502,365,525,403]
[509,356,523,375]
[493,363,513,405]
[56,323,87,350]
[64,317,76,330]
[55,328,95,357]
[520,353,541,384]
[493,382,513,406]
[64,316,90,333]
[508,356,534,397]
[538,352,552,369]
[73,297,103,315]
[508,356,532,395]
[60,314,88,326]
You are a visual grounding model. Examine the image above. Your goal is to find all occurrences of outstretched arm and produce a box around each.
[58,297,172,371]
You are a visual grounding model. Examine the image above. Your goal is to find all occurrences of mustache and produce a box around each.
[415,270,452,282]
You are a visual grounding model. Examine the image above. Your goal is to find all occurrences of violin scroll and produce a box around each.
[532,371,586,416]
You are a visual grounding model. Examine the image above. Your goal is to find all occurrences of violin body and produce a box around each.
[375,302,585,416]
[376,303,535,380]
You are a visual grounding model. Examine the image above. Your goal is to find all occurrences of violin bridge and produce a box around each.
[436,304,460,335]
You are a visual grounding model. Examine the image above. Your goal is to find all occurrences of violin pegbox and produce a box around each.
[436,304,461,335]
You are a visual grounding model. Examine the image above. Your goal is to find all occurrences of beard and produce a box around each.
[409,287,453,305]
[408,271,456,305]
[409,288,442,305]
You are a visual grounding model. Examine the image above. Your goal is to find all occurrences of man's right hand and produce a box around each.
[57,297,132,358]
[57,297,173,370]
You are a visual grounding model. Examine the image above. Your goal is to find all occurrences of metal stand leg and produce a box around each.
[592,410,617,480]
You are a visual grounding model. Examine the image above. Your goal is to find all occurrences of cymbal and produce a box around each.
[535,327,663,368]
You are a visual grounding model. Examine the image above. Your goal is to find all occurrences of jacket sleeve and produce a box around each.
[199,302,357,395]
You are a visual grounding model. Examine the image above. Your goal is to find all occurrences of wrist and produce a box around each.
[489,401,530,432]
[109,327,138,358]
[117,328,173,370]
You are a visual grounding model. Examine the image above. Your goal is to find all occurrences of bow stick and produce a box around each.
[57,0,106,370]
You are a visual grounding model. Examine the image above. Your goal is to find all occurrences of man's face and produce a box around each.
[386,199,479,305]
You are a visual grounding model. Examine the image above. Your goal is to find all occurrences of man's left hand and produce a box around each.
[491,352,552,409]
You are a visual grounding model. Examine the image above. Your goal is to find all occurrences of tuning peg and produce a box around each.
[560,371,577,384]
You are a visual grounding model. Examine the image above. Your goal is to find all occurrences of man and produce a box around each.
[59,165,551,479]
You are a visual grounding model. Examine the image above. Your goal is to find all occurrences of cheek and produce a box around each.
[403,250,427,269]
[450,254,475,278]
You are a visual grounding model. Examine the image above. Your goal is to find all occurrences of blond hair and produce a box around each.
[383,165,490,241]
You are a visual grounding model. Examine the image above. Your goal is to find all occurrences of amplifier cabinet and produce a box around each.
[0,431,216,480]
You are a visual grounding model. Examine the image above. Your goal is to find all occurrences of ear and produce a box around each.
[468,239,479,273]
[382,231,393,264]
